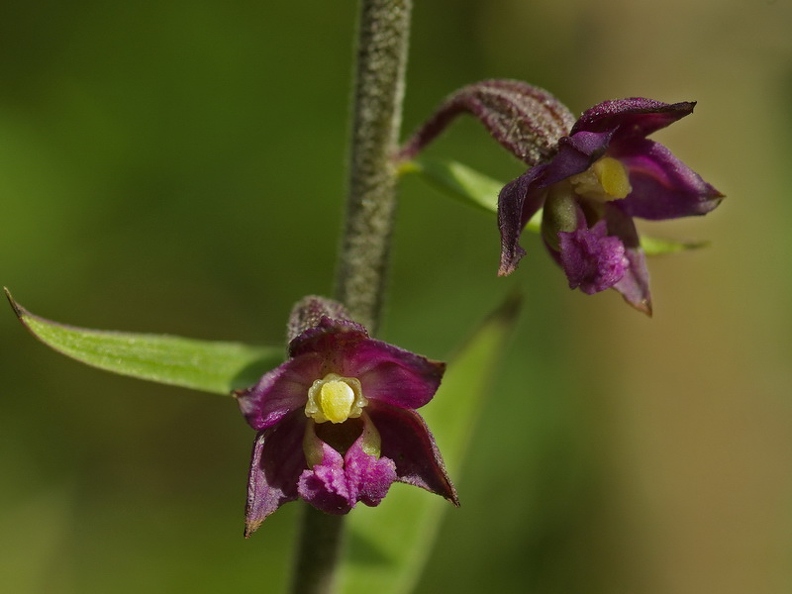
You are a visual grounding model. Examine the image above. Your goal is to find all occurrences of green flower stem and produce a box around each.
[334,0,412,335]
[291,1,412,594]
[290,507,346,594]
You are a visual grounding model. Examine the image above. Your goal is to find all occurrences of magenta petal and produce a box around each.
[614,139,724,220]
[297,443,352,514]
[346,442,397,508]
[245,411,307,537]
[573,98,695,139]
[297,433,397,514]
[367,402,458,505]
[558,219,629,294]
[345,340,445,410]
[236,353,322,431]
[613,247,652,315]
[603,205,652,314]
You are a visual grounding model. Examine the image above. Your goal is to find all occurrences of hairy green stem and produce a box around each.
[290,1,412,594]
[289,507,346,594]
[335,0,412,335]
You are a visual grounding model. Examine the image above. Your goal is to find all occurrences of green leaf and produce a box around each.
[402,157,501,214]
[5,288,282,395]
[639,235,709,256]
[338,294,521,594]
[402,157,541,231]
[405,156,708,254]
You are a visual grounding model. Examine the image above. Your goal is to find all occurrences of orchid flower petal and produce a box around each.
[615,139,724,220]
[558,219,629,294]
[367,402,458,505]
[345,340,445,410]
[235,353,323,431]
[244,411,307,537]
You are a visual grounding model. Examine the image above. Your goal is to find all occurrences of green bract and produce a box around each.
[5,288,283,395]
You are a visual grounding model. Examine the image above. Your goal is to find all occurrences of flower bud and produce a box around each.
[287,296,352,342]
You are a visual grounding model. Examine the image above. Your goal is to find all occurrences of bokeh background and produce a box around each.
[2,0,791,592]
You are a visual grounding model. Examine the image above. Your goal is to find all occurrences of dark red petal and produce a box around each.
[235,353,322,431]
[244,412,307,537]
[572,98,695,140]
[613,247,653,316]
[497,169,543,276]
[344,339,444,410]
[367,402,458,505]
[604,204,653,315]
[613,139,724,220]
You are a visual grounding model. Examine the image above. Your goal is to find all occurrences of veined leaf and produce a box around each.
[338,294,521,594]
[405,156,708,255]
[5,288,282,394]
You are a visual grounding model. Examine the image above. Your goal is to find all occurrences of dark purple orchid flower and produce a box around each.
[234,296,457,536]
[400,82,724,314]
[497,97,724,314]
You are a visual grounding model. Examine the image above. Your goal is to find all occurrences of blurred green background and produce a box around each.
[2,0,791,592]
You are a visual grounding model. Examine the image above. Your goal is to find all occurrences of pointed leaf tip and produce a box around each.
[5,290,284,395]
[5,287,24,319]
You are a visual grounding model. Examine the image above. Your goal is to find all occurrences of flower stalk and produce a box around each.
[292,1,413,593]
[335,0,412,335]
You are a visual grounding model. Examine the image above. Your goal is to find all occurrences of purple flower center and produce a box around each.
[558,221,629,293]
[298,412,394,514]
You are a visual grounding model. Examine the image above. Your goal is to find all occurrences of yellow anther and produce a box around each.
[305,374,367,424]
[569,156,632,202]
[593,157,631,199]
[318,381,355,424]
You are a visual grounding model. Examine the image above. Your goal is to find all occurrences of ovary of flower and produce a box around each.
[569,156,632,202]
[305,374,367,424]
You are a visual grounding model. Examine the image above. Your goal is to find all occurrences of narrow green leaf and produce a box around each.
[338,294,521,594]
[402,157,541,231]
[405,156,707,254]
[5,288,282,395]
[403,157,501,214]
[639,235,709,256]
